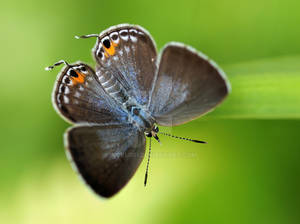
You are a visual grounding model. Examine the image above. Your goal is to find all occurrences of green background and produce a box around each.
[1,0,300,223]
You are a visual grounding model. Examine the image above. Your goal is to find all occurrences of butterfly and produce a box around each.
[46,24,230,198]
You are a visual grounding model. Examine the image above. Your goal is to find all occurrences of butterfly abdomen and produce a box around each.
[96,69,130,105]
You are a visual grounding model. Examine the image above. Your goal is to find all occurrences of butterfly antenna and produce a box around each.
[75,34,99,39]
[159,132,207,144]
[45,60,69,71]
[144,137,152,187]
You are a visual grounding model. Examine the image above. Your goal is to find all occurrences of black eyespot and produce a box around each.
[69,70,78,77]
[80,66,86,72]
[60,85,65,92]
[111,33,118,41]
[120,30,128,37]
[97,49,104,58]
[129,29,137,37]
[146,132,152,137]
[57,94,63,103]
[103,38,111,49]
[64,77,70,84]
[154,126,159,132]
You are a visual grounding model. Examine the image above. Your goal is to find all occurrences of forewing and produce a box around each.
[148,43,230,126]
[65,124,146,198]
[93,24,157,106]
[53,62,128,124]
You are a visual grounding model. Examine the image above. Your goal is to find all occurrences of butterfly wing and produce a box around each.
[93,24,157,106]
[52,62,128,124]
[65,123,146,198]
[148,43,230,126]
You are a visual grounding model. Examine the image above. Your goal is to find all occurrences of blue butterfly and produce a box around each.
[47,24,230,198]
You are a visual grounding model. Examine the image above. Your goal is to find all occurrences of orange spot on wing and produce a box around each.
[103,40,118,56]
[71,72,86,85]
[112,41,118,47]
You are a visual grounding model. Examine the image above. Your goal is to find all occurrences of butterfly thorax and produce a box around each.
[126,103,155,132]
[116,95,155,132]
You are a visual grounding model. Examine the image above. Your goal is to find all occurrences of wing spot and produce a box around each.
[69,69,78,78]
[102,36,118,56]
[63,76,71,85]
[129,29,138,42]
[97,46,105,60]
[56,94,62,103]
[120,29,129,41]
[110,32,119,44]
[64,86,70,94]
[79,66,87,73]
[64,96,69,104]
[59,84,65,93]
[71,72,86,85]
[102,37,111,49]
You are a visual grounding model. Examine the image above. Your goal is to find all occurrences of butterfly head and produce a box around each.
[145,125,160,143]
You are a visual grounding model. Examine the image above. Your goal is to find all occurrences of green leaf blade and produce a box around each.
[208,56,300,119]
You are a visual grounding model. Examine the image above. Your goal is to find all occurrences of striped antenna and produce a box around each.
[144,137,152,187]
[159,132,207,144]
[45,60,69,71]
[75,34,99,39]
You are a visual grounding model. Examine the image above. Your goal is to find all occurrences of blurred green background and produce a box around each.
[1,0,300,223]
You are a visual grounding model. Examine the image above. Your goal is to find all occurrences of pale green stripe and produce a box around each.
[207,56,300,119]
